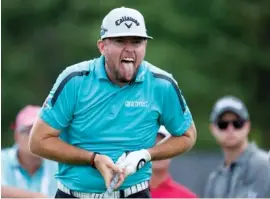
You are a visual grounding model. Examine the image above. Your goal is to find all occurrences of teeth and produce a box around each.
[122,58,134,62]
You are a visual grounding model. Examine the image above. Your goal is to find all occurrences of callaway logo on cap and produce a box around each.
[100,7,153,39]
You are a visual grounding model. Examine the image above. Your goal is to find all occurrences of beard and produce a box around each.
[115,66,138,83]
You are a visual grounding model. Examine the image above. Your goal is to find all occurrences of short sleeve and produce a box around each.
[40,67,83,130]
[160,79,193,136]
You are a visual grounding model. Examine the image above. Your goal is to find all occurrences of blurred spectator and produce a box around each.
[1,105,58,198]
[204,96,270,198]
[150,126,197,198]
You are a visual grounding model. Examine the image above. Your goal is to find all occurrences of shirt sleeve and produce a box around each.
[40,67,80,130]
[159,78,193,136]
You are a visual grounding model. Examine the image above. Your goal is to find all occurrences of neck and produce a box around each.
[223,140,248,167]
[17,150,42,176]
[150,169,169,189]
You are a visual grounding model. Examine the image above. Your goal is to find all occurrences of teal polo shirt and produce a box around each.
[1,145,58,197]
[40,55,193,193]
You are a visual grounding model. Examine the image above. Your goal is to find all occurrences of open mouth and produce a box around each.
[121,57,135,64]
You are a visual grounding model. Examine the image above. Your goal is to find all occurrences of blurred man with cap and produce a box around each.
[150,126,197,198]
[29,6,196,198]
[1,105,58,198]
[204,96,270,198]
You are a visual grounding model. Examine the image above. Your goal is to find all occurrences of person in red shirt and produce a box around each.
[150,126,198,198]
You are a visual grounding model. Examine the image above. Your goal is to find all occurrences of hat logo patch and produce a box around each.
[100,26,108,36]
[115,16,140,27]
[125,23,132,29]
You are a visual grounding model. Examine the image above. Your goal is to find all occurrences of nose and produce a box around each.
[226,123,235,133]
[123,41,135,52]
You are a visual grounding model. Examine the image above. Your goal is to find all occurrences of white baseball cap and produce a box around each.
[100,7,153,40]
[210,96,249,123]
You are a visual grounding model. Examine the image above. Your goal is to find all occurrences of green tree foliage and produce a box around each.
[2,0,270,149]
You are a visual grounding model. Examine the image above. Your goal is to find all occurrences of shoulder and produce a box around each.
[53,59,96,89]
[1,147,14,161]
[1,147,15,170]
[59,60,93,79]
[249,146,269,170]
[144,61,179,88]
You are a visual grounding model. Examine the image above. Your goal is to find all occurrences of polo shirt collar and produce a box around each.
[95,55,146,83]
[218,142,257,170]
[95,56,108,80]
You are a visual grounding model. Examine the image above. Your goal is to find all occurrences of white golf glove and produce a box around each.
[116,149,151,177]
[115,152,127,164]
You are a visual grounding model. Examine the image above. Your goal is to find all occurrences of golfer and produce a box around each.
[29,7,197,198]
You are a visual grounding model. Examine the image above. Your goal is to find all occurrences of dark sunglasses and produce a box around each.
[216,120,246,130]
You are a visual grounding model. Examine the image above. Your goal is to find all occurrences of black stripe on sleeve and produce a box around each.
[51,71,90,106]
[152,72,186,113]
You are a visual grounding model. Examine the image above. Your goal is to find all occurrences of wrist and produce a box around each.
[141,149,151,162]
[90,152,99,167]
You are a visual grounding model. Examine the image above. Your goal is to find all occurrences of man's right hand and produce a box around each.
[94,154,124,189]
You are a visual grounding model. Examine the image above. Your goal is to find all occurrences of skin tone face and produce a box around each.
[15,126,40,158]
[210,112,250,149]
[97,36,147,86]
[152,134,171,171]
[15,125,42,175]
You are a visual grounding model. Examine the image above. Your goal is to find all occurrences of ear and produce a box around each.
[145,39,148,47]
[97,39,105,55]
[245,120,251,132]
[209,123,213,132]
[209,123,216,135]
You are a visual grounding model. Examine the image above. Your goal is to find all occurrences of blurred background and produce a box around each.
[2,0,270,196]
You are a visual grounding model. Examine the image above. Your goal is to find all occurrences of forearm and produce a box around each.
[148,123,196,161]
[1,186,46,198]
[30,136,93,165]
[147,135,193,161]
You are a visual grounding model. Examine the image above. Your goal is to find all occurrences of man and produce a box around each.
[29,7,197,198]
[204,96,270,198]
[150,126,197,198]
[1,105,58,198]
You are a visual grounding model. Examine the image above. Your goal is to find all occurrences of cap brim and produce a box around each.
[213,107,246,122]
[101,32,153,40]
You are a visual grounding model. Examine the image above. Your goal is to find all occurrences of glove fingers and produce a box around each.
[124,165,135,177]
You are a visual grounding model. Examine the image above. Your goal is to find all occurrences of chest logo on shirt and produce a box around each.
[125,100,148,107]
